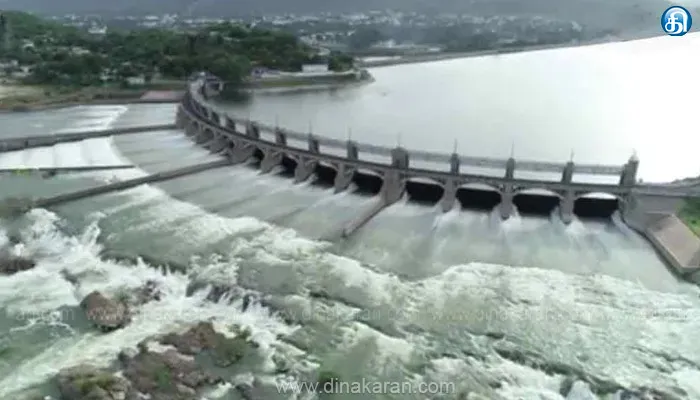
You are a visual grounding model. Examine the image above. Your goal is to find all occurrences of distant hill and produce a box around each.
[0,0,671,34]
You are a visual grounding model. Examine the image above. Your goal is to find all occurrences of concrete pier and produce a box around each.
[7,160,230,212]
[0,124,177,152]
[342,199,389,237]
[0,165,135,176]
[150,75,700,280]
[644,215,700,280]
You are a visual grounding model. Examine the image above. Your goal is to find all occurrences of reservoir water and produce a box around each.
[1,34,700,400]
[221,33,700,184]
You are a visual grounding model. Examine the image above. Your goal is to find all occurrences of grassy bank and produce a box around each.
[0,81,187,112]
[0,87,144,112]
[678,200,700,236]
[243,70,370,89]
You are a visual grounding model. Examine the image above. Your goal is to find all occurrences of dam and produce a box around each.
[4,36,700,400]
[2,73,700,280]
[169,74,700,279]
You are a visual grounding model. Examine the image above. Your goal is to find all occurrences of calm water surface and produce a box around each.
[220,33,700,183]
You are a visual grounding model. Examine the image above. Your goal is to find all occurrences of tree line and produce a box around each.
[0,11,355,87]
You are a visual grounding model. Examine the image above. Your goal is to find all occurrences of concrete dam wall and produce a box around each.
[183,74,700,277]
[5,73,697,278]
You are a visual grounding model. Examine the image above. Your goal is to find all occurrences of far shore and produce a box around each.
[0,85,187,114]
[0,31,667,113]
[359,31,665,68]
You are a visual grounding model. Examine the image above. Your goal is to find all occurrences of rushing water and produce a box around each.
[1,36,700,400]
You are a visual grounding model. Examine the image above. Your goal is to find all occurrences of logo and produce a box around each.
[662,6,692,36]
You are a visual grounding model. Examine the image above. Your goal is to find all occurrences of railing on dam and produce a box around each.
[175,74,700,271]
[186,77,642,185]
[193,79,627,177]
[185,76,700,197]
[177,75,700,277]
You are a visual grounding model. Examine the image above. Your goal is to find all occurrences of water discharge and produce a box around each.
[1,67,700,399]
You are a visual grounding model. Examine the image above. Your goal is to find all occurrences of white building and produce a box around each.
[301,64,329,74]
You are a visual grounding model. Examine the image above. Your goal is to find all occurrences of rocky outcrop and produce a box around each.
[80,291,131,332]
[137,279,162,303]
[119,345,222,400]
[53,321,261,400]
[0,256,35,275]
[118,279,163,307]
[185,281,244,303]
[160,321,258,367]
[56,365,135,400]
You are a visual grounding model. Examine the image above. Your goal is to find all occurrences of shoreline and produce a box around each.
[0,89,186,114]
[0,31,666,113]
[359,31,665,68]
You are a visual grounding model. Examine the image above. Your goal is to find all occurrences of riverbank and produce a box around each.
[238,69,373,95]
[0,86,185,113]
[359,31,665,68]
[0,70,372,111]
[678,200,700,236]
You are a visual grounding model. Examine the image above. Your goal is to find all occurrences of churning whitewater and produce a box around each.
[1,103,700,400]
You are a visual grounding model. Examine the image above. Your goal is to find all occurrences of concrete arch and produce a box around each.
[458,182,501,192]
[574,191,620,200]
[406,177,445,205]
[314,162,339,188]
[278,152,299,178]
[357,168,382,177]
[573,191,623,219]
[513,188,563,198]
[250,144,266,163]
[456,183,503,211]
[195,126,215,144]
[513,187,562,216]
[185,119,200,137]
[407,176,444,187]
[353,169,384,196]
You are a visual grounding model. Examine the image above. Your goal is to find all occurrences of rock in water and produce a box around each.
[566,381,596,400]
[0,256,36,275]
[56,365,133,400]
[159,321,257,367]
[137,279,162,303]
[119,346,221,399]
[80,291,131,332]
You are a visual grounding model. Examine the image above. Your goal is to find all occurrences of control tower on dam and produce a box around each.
[180,74,700,281]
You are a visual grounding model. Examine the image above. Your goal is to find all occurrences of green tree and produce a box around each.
[5,11,353,90]
[327,53,354,72]
[348,27,385,50]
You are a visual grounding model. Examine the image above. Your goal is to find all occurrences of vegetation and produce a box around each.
[0,11,356,93]
[347,27,386,50]
[152,366,173,390]
[678,200,700,236]
[74,371,123,395]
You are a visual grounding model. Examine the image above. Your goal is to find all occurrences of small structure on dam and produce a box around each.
[178,74,700,280]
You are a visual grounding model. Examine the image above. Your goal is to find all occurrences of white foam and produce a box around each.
[54,106,128,133]
[201,382,233,399]
[0,227,8,249]
[5,102,700,398]
[337,322,415,364]
[21,146,55,168]
[486,357,564,399]
[0,209,296,398]
[672,369,700,399]
[0,105,130,171]
[0,149,25,168]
